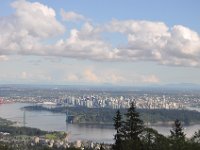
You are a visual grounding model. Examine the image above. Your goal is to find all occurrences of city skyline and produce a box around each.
[0,0,200,85]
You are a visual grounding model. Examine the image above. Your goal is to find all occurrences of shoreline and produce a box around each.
[22,105,200,128]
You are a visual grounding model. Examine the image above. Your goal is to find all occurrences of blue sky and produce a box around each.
[0,0,200,85]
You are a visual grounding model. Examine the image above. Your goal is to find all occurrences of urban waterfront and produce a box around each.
[0,103,114,143]
[0,103,200,143]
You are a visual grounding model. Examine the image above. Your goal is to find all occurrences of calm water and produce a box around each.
[0,103,200,143]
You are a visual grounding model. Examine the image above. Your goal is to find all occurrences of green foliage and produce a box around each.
[0,125,47,136]
[114,110,122,130]
[140,128,170,150]
[123,102,144,141]
[170,119,185,140]
[0,142,11,150]
[113,102,144,150]
[0,118,13,126]
[191,130,200,143]
[169,119,186,150]
[112,103,200,150]
[140,109,200,125]
[113,110,123,150]
[45,132,67,140]
[24,105,200,125]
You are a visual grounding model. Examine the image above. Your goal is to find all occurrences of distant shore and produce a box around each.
[23,105,200,127]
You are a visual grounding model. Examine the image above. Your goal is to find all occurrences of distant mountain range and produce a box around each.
[160,83,200,89]
[0,83,200,91]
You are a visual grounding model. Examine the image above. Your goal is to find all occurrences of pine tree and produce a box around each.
[113,110,123,150]
[170,119,185,140]
[192,130,200,143]
[124,102,144,140]
[100,143,105,150]
[170,119,185,150]
[123,102,144,149]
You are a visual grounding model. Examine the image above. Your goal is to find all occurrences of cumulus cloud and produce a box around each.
[61,9,88,22]
[64,69,160,84]
[106,20,170,60]
[105,20,200,66]
[141,75,160,83]
[66,74,79,82]
[0,70,52,83]
[0,0,200,67]
[161,25,200,66]
[0,0,65,55]
[0,55,9,61]
[83,69,99,82]
[20,71,52,81]
[11,0,65,38]
[65,69,125,84]
[52,22,116,60]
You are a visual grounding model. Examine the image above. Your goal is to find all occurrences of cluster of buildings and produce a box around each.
[32,135,70,149]
[63,94,184,109]
[2,94,185,109]
[0,132,32,149]
[32,136,110,149]
[1,87,200,110]
[0,132,110,150]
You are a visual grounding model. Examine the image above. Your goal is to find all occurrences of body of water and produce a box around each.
[0,103,200,143]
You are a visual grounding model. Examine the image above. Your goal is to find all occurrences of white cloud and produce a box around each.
[106,20,200,66]
[61,9,88,22]
[0,55,9,61]
[11,0,65,38]
[19,71,52,81]
[0,70,52,83]
[65,69,125,84]
[21,71,28,79]
[0,0,200,67]
[106,20,170,61]
[65,74,79,82]
[141,75,160,83]
[160,25,200,66]
[0,0,65,55]
[53,22,115,60]
[83,69,99,82]
[64,69,160,85]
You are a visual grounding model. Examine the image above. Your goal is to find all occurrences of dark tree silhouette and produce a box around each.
[170,119,186,150]
[170,119,185,140]
[113,110,123,150]
[122,102,144,150]
[124,102,144,140]
[191,130,200,143]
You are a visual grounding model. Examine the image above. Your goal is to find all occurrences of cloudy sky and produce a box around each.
[0,0,200,85]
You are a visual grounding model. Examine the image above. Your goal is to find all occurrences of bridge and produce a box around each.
[66,115,75,123]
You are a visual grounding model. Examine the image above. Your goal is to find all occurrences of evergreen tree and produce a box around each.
[123,102,144,149]
[124,102,144,140]
[113,110,123,150]
[170,119,185,140]
[191,130,200,143]
[170,119,186,150]
[140,128,170,150]
[189,130,200,150]
[100,144,105,150]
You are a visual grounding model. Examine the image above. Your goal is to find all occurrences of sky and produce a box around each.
[0,0,200,86]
